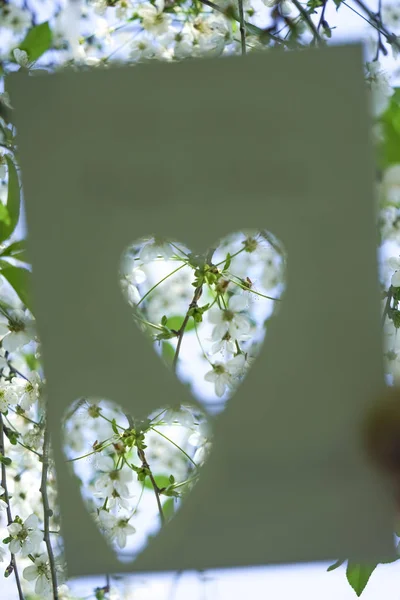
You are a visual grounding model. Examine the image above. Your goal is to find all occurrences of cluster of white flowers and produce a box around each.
[0,5,31,33]
[366,60,395,116]
[0,1,399,598]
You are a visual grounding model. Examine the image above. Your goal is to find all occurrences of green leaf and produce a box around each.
[379,90,400,169]
[0,266,33,313]
[166,316,195,332]
[162,497,175,521]
[346,562,377,596]
[223,252,232,271]
[24,352,39,372]
[161,342,175,367]
[144,474,170,491]
[19,22,52,62]
[327,559,345,572]
[0,203,10,227]
[0,156,20,244]
[0,240,28,262]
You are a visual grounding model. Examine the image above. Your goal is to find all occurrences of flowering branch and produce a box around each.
[173,248,215,372]
[291,0,323,43]
[39,420,58,599]
[137,447,165,526]
[0,414,25,600]
[349,0,400,52]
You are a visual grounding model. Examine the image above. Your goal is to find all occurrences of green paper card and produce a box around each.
[7,43,396,578]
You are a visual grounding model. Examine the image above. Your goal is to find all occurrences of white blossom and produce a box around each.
[89,0,108,14]
[16,372,41,411]
[98,509,136,548]
[23,553,52,597]
[366,61,395,117]
[382,3,400,29]
[1,5,31,32]
[0,92,12,110]
[13,49,30,68]
[204,353,246,397]
[0,309,36,353]
[94,455,133,498]
[137,0,172,36]
[262,0,293,15]
[163,405,195,427]
[130,36,159,61]
[58,584,75,600]
[0,380,19,413]
[7,514,43,557]
[120,259,146,305]
[139,237,174,263]
[208,294,251,342]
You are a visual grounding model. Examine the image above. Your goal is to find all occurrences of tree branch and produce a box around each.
[0,414,25,600]
[238,0,246,54]
[173,248,215,372]
[39,421,58,600]
[137,447,165,526]
[197,0,298,47]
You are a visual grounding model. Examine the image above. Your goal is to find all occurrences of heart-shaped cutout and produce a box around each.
[62,230,286,562]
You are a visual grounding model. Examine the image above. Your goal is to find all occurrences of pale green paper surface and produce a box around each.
[8,43,396,577]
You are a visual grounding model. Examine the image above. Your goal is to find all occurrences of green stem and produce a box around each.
[214,247,245,268]
[194,321,213,366]
[136,263,187,307]
[227,274,281,301]
[150,427,198,468]
[170,473,201,490]
[66,440,115,462]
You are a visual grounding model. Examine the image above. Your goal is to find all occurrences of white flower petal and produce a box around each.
[215,378,226,397]
[25,513,39,529]
[392,270,400,287]
[229,295,248,312]
[23,565,38,581]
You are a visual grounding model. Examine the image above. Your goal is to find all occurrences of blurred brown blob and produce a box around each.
[363,387,400,508]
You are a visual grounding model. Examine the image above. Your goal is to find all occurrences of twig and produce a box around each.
[39,421,58,599]
[173,285,203,372]
[122,412,165,525]
[197,0,298,47]
[137,446,165,526]
[238,0,246,54]
[173,248,215,372]
[317,0,327,32]
[0,414,25,600]
[291,0,323,43]
[346,0,400,52]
